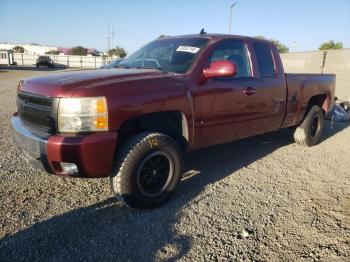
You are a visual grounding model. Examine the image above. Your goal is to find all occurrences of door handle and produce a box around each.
[242,87,257,96]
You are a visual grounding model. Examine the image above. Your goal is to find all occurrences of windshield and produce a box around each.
[118,37,208,73]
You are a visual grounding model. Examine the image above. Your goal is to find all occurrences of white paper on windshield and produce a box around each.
[176,46,200,53]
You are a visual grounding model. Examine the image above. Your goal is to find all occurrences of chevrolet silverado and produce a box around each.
[11,34,335,208]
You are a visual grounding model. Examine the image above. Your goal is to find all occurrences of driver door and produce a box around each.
[192,39,284,148]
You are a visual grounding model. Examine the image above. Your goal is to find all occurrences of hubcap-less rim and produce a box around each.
[310,115,320,138]
[136,151,174,197]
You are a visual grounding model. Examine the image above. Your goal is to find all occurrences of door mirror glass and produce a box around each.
[203,60,237,79]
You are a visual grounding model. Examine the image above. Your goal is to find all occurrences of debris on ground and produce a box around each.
[326,102,350,122]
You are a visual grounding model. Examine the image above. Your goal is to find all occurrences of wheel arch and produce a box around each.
[305,93,330,116]
[117,111,189,151]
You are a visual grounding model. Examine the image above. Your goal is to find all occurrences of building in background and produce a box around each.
[0,43,101,56]
[57,47,100,56]
[0,43,57,55]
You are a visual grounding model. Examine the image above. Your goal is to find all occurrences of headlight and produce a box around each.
[58,97,108,132]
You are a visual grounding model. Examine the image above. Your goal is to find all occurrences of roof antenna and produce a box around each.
[200,28,207,35]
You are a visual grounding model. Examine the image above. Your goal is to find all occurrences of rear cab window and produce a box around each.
[210,40,251,78]
[252,42,275,78]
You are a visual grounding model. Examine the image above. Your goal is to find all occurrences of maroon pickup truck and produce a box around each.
[11,34,335,208]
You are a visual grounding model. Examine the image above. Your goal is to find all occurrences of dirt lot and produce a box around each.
[0,68,349,261]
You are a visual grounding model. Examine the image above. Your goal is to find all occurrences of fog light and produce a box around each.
[60,162,78,174]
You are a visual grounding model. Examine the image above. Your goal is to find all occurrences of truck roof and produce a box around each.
[158,34,268,42]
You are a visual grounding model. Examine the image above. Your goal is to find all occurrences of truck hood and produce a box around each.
[20,69,167,97]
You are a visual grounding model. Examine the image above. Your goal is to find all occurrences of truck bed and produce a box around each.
[282,73,336,127]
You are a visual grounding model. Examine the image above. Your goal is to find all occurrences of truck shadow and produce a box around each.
[0,122,348,261]
[320,120,349,143]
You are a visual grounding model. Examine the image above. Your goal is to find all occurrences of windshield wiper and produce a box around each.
[137,66,159,69]
[115,64,130,69]
[134,66,167,72]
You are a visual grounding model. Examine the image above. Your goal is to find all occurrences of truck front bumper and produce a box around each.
[11,114,117,178]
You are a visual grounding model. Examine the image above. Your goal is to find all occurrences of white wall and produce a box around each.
[13,53,107,68]
[281,49,350,101]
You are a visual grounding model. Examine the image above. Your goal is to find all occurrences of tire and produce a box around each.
[293,105,324,147]
[110,132,183,209]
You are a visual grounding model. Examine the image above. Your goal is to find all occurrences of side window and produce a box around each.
[253,42,275,78]
[210,40,251,77]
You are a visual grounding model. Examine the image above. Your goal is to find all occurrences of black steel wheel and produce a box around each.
[136,151,174,197]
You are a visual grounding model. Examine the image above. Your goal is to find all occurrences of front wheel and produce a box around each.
[110,132,183,209]
[293,105,324,147]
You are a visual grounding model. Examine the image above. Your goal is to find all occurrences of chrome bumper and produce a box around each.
[11,115,52,172]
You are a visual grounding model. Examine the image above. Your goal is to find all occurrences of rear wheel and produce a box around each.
[293,105,324,147]
[110,132,183,209]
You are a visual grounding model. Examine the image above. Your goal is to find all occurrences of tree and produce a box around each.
[12,46,25,53]
[319,40,343,50]
[270,39,289,53]
[45,50,60,55]
[69,46,88,56]
[107,46,127,58]
[89,50,101,56]
[255,36,289,53]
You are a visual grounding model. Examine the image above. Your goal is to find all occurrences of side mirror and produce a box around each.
[202,60,237,79]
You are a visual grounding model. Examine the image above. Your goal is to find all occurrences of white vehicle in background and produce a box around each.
[0,50,15,66]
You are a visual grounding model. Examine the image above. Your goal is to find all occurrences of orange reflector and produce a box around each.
[95,99,107,114]
[94,116,107,130]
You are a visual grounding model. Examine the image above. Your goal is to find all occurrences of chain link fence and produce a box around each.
[13,53,108,68]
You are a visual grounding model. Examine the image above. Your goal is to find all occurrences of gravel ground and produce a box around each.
[0,68,349,261]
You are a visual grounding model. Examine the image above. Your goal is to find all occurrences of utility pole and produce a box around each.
[228,2,237,34]
[111,27,116,49]
[107,21,111,52]
[107,22,116,55]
